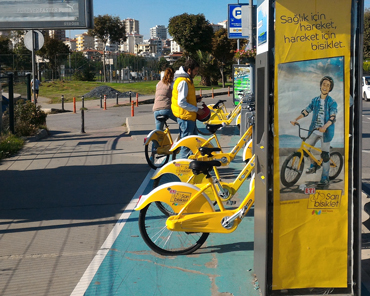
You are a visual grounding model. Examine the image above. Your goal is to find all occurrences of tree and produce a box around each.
[0,36,12,70]
[168,13,214,58]
[37,36,70,79]
[212,28,235,88]
[13,40,31,71]
[88,15,126,81]
[364,9,370,59]
[157,57,170,71]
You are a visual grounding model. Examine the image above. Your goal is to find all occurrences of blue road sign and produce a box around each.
[228,4,250,39]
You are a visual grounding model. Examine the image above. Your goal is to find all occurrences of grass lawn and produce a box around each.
[8,76,232,103]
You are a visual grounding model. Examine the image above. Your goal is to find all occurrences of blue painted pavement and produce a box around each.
[82,128,261,296]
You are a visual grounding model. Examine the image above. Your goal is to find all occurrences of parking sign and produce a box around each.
[228,4,251,39]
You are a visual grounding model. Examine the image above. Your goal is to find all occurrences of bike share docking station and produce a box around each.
[253,0,363,295]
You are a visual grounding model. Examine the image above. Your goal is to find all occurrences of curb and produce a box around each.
[24,128,49,142]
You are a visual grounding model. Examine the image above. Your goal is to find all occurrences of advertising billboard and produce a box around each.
[272,0,352,290]
[0,0,93,29]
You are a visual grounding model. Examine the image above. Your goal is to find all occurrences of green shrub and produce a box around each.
[364,61,370,75]
[2,100,47,137]
[0,133,24,159]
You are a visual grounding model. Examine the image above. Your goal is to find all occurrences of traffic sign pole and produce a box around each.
[31,30,36,104]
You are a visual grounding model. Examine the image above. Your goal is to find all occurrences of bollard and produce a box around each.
[136,93,139,107]
[212,88,214,99]
[100,94,103,108]
[200,89,202,97]
[104,94,107,110]
[228,86,230,97]
[73,97,76,113]
[129,91,132,104]
[81,96,85,133]
[131,101,134,117]
[116,93,119,105]
[61,95,64,111]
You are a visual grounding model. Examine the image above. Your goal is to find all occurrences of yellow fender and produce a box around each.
[151,159,215,200]
[169,135,214,155]
[144,129,171,147]
[243,139,253,162]
[135,182,215,214]
[152,159,195,182]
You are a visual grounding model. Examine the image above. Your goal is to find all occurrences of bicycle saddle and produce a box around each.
[156,115,169,122]
[189,160,221,175]
[206,124,223,134]
[212,100,227,109]
[199,147,221,157]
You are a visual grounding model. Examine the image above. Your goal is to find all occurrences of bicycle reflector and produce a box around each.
[197,103,211,122]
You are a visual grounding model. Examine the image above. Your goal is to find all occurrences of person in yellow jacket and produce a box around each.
[171,59,204,159]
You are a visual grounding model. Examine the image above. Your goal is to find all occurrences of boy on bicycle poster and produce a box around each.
[278,58,344,198]
[272,0,351,290]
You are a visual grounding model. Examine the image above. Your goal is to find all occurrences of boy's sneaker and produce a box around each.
[306,164,318,174]
[318,178,329,186]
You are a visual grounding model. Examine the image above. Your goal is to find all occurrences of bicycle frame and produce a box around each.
[170,125,253,166]
[135,157,255,234]
[206,101,242,125]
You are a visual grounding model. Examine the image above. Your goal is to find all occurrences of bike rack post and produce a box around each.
[73,97,76,113]
[81,95,85,133]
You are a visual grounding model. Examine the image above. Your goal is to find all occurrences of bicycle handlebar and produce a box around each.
[291,122,316,140]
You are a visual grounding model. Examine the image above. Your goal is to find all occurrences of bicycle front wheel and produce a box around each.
[145,139,170,169]
[329,151,343,180]
[153,174,181,216]
[280,152,304,187]
[139,202,209,256]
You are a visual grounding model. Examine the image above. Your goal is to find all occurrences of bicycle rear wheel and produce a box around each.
[196,120,212,136]
[329,151,343,180]
[280,152,304,187]
[145,139,170,169]
[139,202,209,256]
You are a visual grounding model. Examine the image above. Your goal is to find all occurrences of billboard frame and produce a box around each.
[0,0,93,30]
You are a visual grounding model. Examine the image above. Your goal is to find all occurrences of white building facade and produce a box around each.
[150,25,167,40]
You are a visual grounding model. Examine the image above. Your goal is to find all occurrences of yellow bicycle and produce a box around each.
[196,98,246,135]
[170,123,253,165]
[280,123,343,187]
[135,158,255,256]
[144,115,180,169]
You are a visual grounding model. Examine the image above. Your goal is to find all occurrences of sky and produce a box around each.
[69,0,370,40]
[68,0,242,39]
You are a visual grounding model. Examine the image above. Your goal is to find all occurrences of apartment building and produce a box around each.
[48,30,66,41]
[64,38,77,51]
[170,39,182,53]
[76,33,94,51]
[122,33,144,53]
[150,25,167,40]
[124,18,140,34]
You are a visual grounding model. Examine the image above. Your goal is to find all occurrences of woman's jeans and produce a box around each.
[177,118,197,159]
[153,109,177,130]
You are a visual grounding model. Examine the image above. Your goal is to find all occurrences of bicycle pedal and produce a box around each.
[226,200,236,205]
